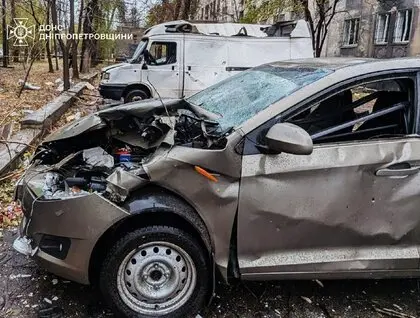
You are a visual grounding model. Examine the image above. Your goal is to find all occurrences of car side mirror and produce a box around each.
[142,63,148,70]
[265,123,313,155]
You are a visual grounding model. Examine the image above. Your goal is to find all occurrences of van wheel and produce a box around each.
[124,89,149,103]
[99,225,209,318]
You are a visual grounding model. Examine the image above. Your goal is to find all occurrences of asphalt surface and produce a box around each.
[1,229,420,318]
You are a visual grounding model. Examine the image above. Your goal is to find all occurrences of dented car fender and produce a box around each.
[122,185,213,254]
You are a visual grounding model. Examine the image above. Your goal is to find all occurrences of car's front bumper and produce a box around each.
[14,178,129,284]
[99,83,126,101]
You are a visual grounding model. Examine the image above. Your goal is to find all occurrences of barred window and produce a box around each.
[343,18,360,46]
[394,10,412,43]
[375,14,390,44]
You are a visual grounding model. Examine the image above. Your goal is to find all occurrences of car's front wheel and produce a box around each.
[99,225,209,317]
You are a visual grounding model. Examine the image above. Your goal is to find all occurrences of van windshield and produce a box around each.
[186,65,333,130]
[128,39,148,64]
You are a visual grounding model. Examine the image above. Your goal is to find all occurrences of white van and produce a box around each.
[99,20,313,103]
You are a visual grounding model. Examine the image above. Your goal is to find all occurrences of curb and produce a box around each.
[0,128,42,177]
[20,82,87,129]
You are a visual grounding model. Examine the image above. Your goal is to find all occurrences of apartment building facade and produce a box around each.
[324,0,420,58]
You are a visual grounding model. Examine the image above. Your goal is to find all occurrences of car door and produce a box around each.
[237,73,420,278]
[144,40,182,98]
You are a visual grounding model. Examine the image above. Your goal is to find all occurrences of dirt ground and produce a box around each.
[1,230,419,318]
[0,62,72,128]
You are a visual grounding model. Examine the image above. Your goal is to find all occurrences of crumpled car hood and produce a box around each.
[43,98,183,143]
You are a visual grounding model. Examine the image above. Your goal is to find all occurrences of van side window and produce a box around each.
[287,78,415,143]
[147,42,177,65]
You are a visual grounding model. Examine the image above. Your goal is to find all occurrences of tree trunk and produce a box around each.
[53,35,59,70]
[173,0,182,20]
[45,0,54,72]
[51,0,70,90]
[62,48,70,90]
[181,0,192,19]
[70,0,79,79]
[10,0,19,62]
[80,0,98,72]
[2,0,8,67]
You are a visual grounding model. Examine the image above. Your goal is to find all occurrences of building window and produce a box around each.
[375,14,389,44]
[205,4,209,20]
[394,9,412,43]
[343,18,360,46]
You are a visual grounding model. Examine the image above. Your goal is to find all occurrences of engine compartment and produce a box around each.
[25,100,229,202]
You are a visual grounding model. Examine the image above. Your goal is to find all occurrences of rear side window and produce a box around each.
[148,42,177,65]
[288,77,415,143]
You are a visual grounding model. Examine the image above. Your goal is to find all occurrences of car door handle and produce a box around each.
[375,166,420,177]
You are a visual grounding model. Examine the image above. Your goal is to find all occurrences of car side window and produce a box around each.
[147,42,177,65]
[287,77,415,144]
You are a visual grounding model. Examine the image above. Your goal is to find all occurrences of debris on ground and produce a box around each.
[314,279,324,288]
[38,304,63,318]
[372,305,416,318]
[0,122,14,141]
[0,182,23,227]
[0,62,65,128]
[85,82,95,90]
[43,298,52,305]
[9,274,31,279]
[65,111,81,123]
[18,79,41,91]
[300,296,313,304]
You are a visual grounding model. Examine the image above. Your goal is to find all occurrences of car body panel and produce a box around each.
[238,137,420,275]
[22,191,128,283]
[142,135,243,276]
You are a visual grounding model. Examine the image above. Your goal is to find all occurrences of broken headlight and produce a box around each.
[27,172,90,199]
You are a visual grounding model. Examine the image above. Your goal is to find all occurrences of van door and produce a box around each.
[144,40,182,98]
[183,38,228,97]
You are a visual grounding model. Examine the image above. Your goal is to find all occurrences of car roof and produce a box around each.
[267,57,420,72]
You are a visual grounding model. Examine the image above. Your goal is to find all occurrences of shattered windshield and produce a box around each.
[186,65,333,130]
[128,39,148,63]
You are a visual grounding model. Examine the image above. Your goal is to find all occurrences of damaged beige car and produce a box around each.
[13,58,420,317]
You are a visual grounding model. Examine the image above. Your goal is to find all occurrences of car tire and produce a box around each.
[124,89,149,103]
[99,225,210,318]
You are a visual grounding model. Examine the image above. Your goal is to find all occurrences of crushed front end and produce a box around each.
[13,98,229,284]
